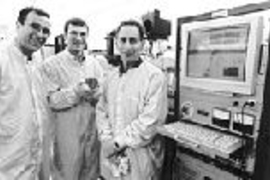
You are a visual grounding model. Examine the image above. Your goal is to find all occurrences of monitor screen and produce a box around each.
[180,15,263,95]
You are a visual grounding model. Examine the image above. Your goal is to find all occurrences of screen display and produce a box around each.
[186,24,250,82]
[180,15,263,95]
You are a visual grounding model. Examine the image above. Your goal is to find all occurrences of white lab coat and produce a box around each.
[39,50,103,180]
[0,42,42,180]
[97,58,167,180]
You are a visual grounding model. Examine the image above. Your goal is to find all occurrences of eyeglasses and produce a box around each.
[119,37,140,44]
[29,22,50,35]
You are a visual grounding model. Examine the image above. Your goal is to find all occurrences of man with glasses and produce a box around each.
[0,7,51,180]
[96,20,167,180]
[39,17,102,180]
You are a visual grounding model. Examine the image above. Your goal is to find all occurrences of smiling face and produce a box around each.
[65,24,88,56]
[115,25,144,62]
[16,11,51,56]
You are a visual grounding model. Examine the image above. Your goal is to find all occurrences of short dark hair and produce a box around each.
[64,17,89,33]
[115,20,146,40]
[17,7,50,25]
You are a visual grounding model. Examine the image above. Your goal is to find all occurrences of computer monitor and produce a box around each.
[180,15,263,95]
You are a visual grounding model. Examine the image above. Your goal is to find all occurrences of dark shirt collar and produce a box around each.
[120,59,142,73]
[107,55,143,74]
[27,56,32,61]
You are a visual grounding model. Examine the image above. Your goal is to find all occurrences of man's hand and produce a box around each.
[102,140,128,159]
[83,87,101,105]
[73,82,91,98]
[83,78,101,105]
[73,79,101,105]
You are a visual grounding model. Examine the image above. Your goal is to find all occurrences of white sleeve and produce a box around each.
[39,61,80,111]
[47,87,80,111]
[115,72,168,148]
[0,52,19,143]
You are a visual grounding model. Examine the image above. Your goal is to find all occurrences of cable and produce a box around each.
[238,100,255,180]
[239,103,247,180]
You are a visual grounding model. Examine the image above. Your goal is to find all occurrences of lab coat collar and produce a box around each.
[64,50,86,64]
[10,40,29,65]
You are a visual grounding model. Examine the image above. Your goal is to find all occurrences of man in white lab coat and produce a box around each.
[39,17,103,180]
[97,20,167,180]
[0,7,51,180]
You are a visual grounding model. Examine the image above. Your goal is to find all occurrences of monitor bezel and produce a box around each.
[180,15,263,95]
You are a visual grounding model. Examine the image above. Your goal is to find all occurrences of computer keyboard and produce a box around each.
[161,122,243,158]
